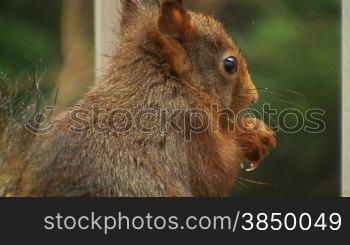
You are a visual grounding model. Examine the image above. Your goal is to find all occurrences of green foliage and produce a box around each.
[0,0,61,94]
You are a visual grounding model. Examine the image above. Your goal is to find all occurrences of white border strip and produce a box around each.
[342,0,349,197]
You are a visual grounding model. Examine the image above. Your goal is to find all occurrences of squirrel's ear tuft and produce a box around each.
[158,0,195,41]
[120,0,143,29]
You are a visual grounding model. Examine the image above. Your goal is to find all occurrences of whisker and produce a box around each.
[241,89,306,110]
[264,97,304,110]
[256,87,306,100]
[243,88,286,99]
[284,88,307,100]
[236,176,275,186]
[243,87,306,102]
[235,180,249,190]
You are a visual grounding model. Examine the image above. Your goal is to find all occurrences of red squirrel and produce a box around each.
[0,0,276,197]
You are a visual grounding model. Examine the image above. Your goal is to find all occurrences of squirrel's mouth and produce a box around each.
[229,95,259,116]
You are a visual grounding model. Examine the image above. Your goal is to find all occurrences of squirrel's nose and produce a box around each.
[248,84,259,105]
[245,74,259,105]
[251,92,259,105]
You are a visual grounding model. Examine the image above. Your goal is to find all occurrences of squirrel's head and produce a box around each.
[119,0,258,113]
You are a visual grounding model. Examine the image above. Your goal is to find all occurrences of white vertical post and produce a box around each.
[95,0,120,79]
[343,0,350,197]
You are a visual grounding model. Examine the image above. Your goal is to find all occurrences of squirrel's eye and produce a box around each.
[224,56,237,74]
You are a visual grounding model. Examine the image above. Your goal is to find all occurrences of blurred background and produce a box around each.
[0,0,341,196]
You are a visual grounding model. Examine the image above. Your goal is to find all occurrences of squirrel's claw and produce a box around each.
[236,118,277,167]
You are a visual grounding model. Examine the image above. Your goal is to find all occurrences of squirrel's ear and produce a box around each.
[158,0,195,41]
[120,0,143,28]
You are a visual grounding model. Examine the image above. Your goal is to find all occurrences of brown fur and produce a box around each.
[0,0,276,197]
[0,80,7,150]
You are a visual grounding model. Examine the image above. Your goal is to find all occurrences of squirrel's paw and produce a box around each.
[236,118,276,167]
